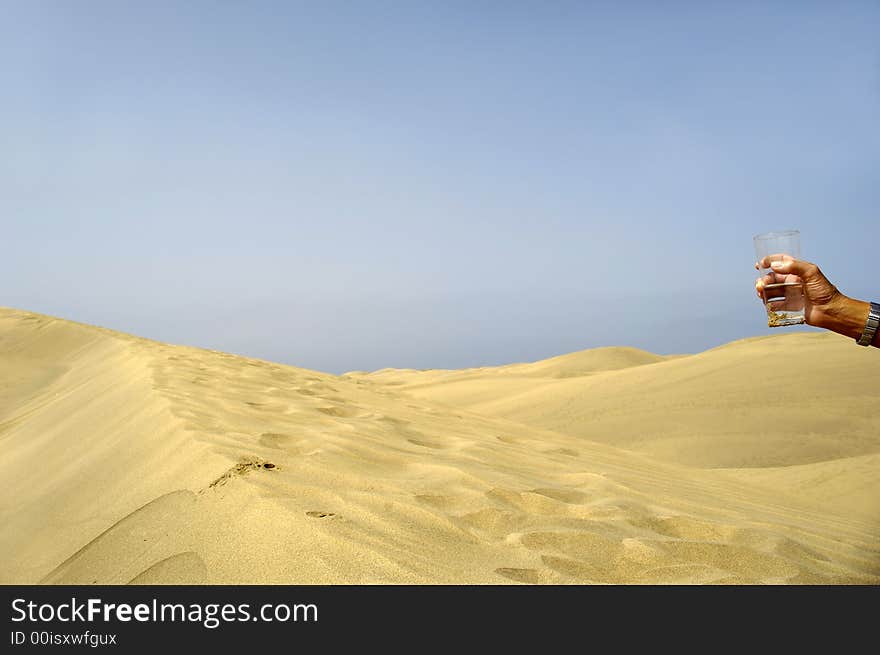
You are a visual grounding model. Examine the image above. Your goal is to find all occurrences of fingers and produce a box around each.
[755,271,785,299]
[761,256,820,280]
[755,255,829,311]
[759,275,806,311]
[755,276,771,300]
[755,272,806,308]
[756,253,795,270]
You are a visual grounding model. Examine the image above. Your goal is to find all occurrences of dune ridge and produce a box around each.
[1,307,877,584]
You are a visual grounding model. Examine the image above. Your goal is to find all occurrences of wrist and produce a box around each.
[815,294,871,341]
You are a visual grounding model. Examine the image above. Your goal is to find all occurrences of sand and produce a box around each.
[1,307,877,584]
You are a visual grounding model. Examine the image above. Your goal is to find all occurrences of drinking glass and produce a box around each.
[753,230,806,327]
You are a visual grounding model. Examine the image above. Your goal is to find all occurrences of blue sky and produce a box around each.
[3,1,878,372]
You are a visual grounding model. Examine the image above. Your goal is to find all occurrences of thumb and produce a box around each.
[769,258,819,279]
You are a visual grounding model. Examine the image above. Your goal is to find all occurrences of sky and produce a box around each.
[3,1,879,373]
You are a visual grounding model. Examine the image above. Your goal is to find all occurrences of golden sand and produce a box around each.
[1,307,877,584]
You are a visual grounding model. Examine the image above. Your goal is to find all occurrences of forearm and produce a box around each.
[815,295,878,347]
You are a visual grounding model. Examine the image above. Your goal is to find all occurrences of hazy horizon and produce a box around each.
[4,2,878,373]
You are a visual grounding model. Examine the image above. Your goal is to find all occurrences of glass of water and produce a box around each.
[753,230,806,327]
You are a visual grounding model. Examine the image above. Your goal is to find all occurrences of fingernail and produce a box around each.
[770,260,783,268]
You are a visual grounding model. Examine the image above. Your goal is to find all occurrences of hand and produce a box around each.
[754,255,843,329]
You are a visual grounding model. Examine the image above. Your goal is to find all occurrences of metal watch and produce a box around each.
[856,301,880,346]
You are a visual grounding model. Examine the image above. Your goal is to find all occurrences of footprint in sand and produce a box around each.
[316,405,365,418]
[258,432,307,454]
[414,494,457,509]
[306,511,337,519]
[407,437,447,450]
[380,416,449,449]
[484,487,594,518]
[243,400,289,413]
[205,457,276,491]
[459,507,530,540]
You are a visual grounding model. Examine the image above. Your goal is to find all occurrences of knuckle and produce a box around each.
[805,263,819,277]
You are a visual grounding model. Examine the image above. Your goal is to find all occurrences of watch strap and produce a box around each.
[856,301,880,346]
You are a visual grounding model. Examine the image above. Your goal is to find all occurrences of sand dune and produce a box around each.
[1,307,878,584]
[359,334,880,470]
[353,346,668,385]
